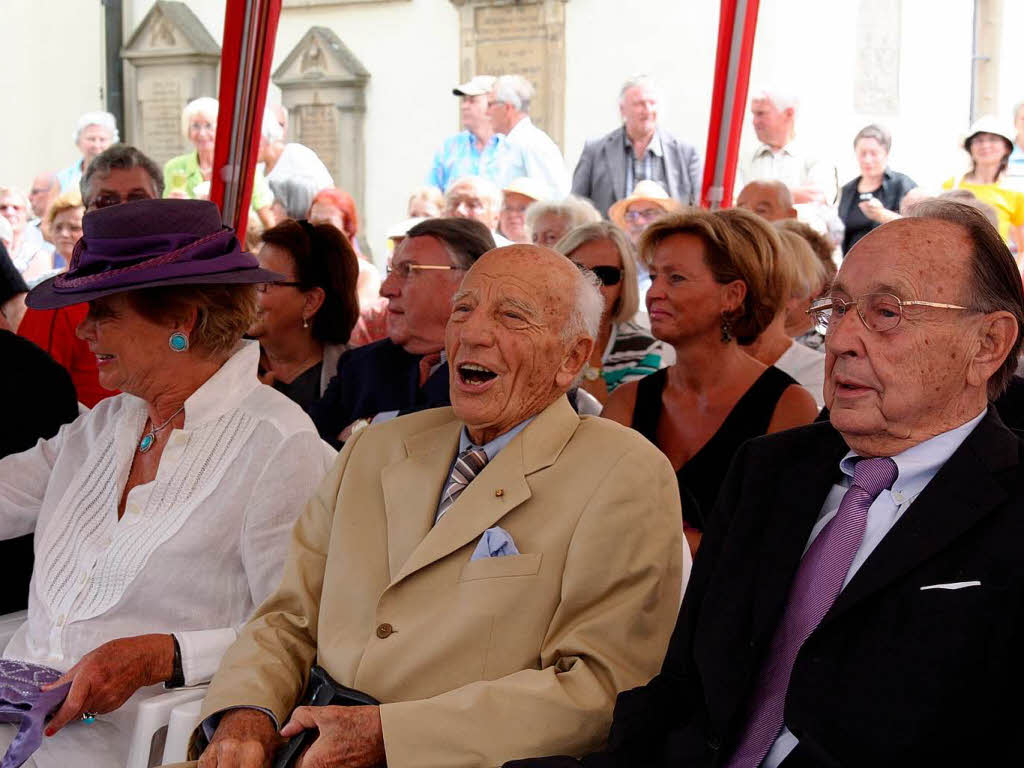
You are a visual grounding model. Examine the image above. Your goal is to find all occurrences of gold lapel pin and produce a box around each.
[495,488,504,497]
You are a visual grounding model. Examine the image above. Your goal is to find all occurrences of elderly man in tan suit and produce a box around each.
[182,245,687,768]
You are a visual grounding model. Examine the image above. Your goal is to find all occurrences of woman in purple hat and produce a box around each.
[0,198,336,767]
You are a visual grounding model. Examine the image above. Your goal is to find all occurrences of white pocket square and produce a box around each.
[920,580,982,591]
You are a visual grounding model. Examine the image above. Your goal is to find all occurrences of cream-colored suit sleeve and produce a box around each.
[378,444,684,767]
[193,428,367,740]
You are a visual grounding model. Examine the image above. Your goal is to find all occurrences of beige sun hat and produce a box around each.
[501,176,549,203]
[962,115,1015,154]
[608,180,682,229]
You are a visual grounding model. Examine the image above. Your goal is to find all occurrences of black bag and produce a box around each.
[271,665,380,768]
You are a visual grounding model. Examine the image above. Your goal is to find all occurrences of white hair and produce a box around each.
[618,74,662,106]
[493,75,533,113]
[445,175,502,211]
[181,97,219,140]
[565,266,604,344]
[261,107,285,141]
[72,111,118,143]
[750,86,799,114]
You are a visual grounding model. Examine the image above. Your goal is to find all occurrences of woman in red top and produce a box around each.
[17,190,115,406]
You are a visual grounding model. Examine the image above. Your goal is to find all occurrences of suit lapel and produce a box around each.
[750,426,849,645]
[604,128,628,202]
[659,129,681,199]
[821,410,1018,627]
[388,397,580,588]
[381,419,461,579]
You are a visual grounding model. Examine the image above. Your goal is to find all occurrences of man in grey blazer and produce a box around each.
[572,76,702,217]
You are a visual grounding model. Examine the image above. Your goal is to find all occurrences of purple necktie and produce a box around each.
[725,456,898,767]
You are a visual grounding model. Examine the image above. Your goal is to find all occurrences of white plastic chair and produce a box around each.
[0,611,27,649]
[163,696,206,763]
[126,685,208,768]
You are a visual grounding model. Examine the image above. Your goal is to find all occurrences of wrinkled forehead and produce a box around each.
[834,220,972,299]
[463,256,569,317]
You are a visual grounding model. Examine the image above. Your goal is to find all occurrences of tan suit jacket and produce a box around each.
[189,396,686,767]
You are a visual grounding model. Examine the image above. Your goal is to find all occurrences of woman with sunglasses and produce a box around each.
[555,222,672,405]
[602,209,818,555]
[250,219,360,415]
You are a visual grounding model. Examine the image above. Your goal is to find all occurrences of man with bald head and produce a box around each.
[511,200,1024,767]
[186,245,686,768]
[736,179,797,221]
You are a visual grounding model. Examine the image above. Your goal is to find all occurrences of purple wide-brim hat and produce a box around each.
[27,198,282,310]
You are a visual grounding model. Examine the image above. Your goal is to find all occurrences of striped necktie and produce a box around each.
[725,456,898,767]
[435,446,489,523]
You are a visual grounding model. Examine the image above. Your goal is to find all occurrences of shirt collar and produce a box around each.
[459,416,535,462]
[507,116,532,138]
[838,409,987,500]
[180,339,263,428]
[624,129,664,157]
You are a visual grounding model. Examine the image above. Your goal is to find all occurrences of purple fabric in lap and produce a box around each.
[0,660,71,768]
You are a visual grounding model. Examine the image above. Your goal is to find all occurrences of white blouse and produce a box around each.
[0,340,337,685]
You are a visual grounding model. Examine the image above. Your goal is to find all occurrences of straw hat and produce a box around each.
[608,180,681,229]
[501,177,549,203]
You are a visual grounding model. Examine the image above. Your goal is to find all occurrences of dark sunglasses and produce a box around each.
[575,263,622,287]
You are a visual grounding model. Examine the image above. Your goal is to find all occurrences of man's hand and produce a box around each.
[281,705,385,768]
[198,708,282,768]
[41,633,175,736]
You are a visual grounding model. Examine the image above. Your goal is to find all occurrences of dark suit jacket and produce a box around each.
[310,339,450,449]
[511,410,1024,767]
[571,126,702,216]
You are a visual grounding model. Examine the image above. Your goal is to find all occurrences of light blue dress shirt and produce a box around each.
[426,131,523,192]
[763,409,986,767]
[434,418,534,520]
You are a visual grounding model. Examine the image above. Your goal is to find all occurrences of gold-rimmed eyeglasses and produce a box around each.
[385,262,459,280]
[807,292,973,333]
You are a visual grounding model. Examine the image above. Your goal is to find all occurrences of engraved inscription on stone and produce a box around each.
[140,78,186,163]
[473,4,550,136]
[854,0,900,114]
[297,104,340,176]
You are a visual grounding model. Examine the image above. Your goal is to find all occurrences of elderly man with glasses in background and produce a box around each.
[511,198,1024,767]
[312,218,495,447]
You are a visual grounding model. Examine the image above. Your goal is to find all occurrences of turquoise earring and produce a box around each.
[168,332,190,352]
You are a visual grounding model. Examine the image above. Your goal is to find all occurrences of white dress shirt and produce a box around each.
[774,341,825,409]
[0,341,336,763]
[506,116,570,198]
[763,409,986,767]
[265,142,335,192]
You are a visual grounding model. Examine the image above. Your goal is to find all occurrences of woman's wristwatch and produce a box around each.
[165,634,185,689]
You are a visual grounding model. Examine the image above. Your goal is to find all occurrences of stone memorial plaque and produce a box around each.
[273,27,370,244]
[854,0,900,114]
[296,104,341,176]
[139,78,186,161]
[121,1,220,164]
[453,0,567,148]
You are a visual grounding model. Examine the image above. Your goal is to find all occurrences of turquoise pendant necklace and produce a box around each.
[138,405,185,453]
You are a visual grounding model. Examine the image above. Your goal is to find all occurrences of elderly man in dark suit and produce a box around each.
[571,76,701,216]
[311,218,494,447]
[509,199,1024,767]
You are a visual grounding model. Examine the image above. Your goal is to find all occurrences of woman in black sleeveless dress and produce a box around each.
[603,208,819,554]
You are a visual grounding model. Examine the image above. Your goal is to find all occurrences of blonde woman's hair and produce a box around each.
[638,207,786,344]
[45,188,84,229]
[554,222,639,323]
[774,225,826,299]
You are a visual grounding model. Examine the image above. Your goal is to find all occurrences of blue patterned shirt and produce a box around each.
[426,131,524,191]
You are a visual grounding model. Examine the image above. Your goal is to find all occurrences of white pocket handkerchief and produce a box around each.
[920,580,982,591]
[470,526,520,561]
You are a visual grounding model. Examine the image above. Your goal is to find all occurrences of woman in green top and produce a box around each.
[163,97,276,228]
